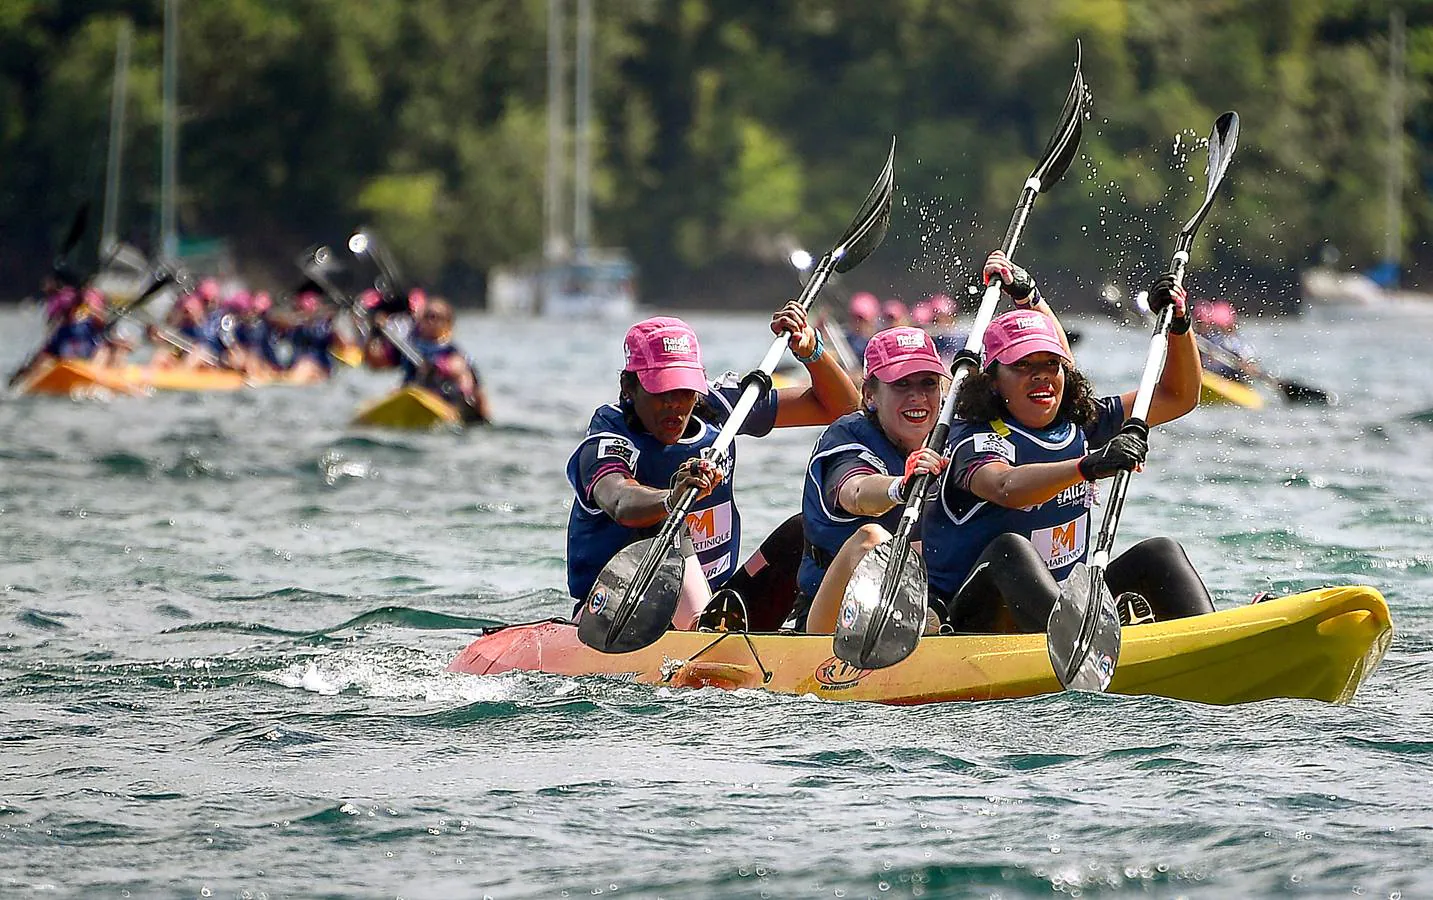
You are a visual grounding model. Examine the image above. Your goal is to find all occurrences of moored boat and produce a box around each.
[351,385,462,429]
[447,585,1391,706]
[1199,370,1264,409]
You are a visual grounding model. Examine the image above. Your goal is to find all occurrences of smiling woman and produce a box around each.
[796,326,950,633]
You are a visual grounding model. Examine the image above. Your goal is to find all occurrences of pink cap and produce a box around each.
[408,288,428,315]
[222,291,251,314]
[849,292,879,321]
[863,327,945,383]
[45,287,79,320]
[1194,300,1236,329]
[359,289,382,310]
[882,299,908,322]
[198,278,220,302]
[981,310,1071,369]
[911,301,934,326]
[926,294,955,318]
[622,317,707,395]
[294,291,320,313]
[252,291,273,314]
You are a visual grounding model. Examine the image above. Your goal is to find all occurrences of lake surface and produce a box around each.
[3,304,1433,897]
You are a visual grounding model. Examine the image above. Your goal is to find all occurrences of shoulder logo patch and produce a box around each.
[972,431,1015,463]
[596,437,637,468]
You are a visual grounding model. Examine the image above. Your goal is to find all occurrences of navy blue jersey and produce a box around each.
[43,320,105,360]
[399,337,479,386]
[289,318,336,373]
[923,397,1125,598]
[237,317,284,368]
[798,411,909,599]
[1201,330,1256,381]
[565,376,780,602]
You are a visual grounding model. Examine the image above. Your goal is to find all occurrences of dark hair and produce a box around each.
[954,362,1099,427]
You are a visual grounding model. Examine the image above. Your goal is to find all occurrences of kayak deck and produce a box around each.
[351,385,462,429]
[447,585,1391,706]
[14,359,314,395]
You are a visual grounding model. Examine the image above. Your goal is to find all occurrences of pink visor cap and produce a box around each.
[981,310,1072,369]
[623,317,708,394]
[864,326,946,382]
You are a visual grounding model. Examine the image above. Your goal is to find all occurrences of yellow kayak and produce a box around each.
[13,359,146,397]
[1200,370,1264,409]
[351,385,462,429]
[448,585,1391,706]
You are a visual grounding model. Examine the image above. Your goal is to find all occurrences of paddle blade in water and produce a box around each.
[834,137,896,274]
[1281,379,1335,406]
[833,542,926,669]
[1047,563,1121,691]
[576,537,684,654]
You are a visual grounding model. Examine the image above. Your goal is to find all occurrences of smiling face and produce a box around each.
[625,377,699,445]
[992,352,1066,428]
[867,373,943,452]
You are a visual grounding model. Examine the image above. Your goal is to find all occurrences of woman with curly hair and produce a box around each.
[922,256,1214,633]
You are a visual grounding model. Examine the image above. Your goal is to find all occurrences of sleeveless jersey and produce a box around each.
[923,397,1124,598]
[798,411,908,599]
[565,376,779,602]
[290,318,336,373]
[43,320,105,360]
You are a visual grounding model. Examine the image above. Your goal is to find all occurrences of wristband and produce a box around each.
[1012,286,1043,309]
[794,331,824,364]
[1169,312,1191,335]
[887,476,905,505]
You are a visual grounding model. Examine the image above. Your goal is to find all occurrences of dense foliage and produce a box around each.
[2,0,1430,307]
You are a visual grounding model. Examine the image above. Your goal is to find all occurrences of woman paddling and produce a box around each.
[796,326,949,632]
[566,305,859,630]
[924,259,1215,631]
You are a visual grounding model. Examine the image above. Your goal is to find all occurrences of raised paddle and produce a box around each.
[834,46,1086,670]
[576,138,897,655]
[1048,111,1241,692]
[7,203,97,386]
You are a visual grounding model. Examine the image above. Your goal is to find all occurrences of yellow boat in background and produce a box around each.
[351,385,462,429]
[1199,370,1265,409]
[13,359,311,396]
[448,585,1391,706]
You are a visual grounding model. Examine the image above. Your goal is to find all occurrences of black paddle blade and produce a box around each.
[1280,379,1334,406]
[1047,563,1121,691]
[1033,44,1086,193]
[576,537,685,654]
[833,137,896,274]
[833,541,927,669]
[57,202,92,261]
[1180,111,1240,238]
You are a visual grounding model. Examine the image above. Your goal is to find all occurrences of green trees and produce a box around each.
[1,0,1428,305]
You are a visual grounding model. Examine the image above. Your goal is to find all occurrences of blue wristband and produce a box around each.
[794,331,825,364]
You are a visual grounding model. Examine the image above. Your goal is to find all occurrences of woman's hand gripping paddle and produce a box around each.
[835,46,1087,670]
[577,139,896,654]
[1048,111,1240,692]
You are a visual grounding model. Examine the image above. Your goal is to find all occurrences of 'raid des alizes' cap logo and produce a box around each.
[663,335,692,355]
[1013,312,1044,331]
[895,332,924,349]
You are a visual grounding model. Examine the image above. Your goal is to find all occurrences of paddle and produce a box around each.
[576,138,897,654]
[834,47,1086,670]
[1048,111,1241,692]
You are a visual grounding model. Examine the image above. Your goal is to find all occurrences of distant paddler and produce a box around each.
[8,286,133,384]
[278,289,356,384]
[566,307,859,631]
[364,297,491,423]
[1192,300,1257,382]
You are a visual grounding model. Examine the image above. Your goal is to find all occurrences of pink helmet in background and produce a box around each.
[294,290,321,314]
[197,277,221,303]
[359,289,382,310]
[45,286,79,320]
[222,290,251,315]
[926,293,956,319]
[1194,300,1237,330]
[408,288,428,316]
[848,292,879,322]
[881,298,908,324]
[80,287,106,312]
[911,301,934,327]
[252,291,273,314]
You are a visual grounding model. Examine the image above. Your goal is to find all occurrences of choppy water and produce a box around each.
[3,304,1433,898]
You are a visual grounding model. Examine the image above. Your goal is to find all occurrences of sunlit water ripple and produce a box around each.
[3,306,1433,897]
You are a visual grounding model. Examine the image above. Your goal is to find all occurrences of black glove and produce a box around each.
[1148,272,1190,334]
[1078,426,1149,481]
